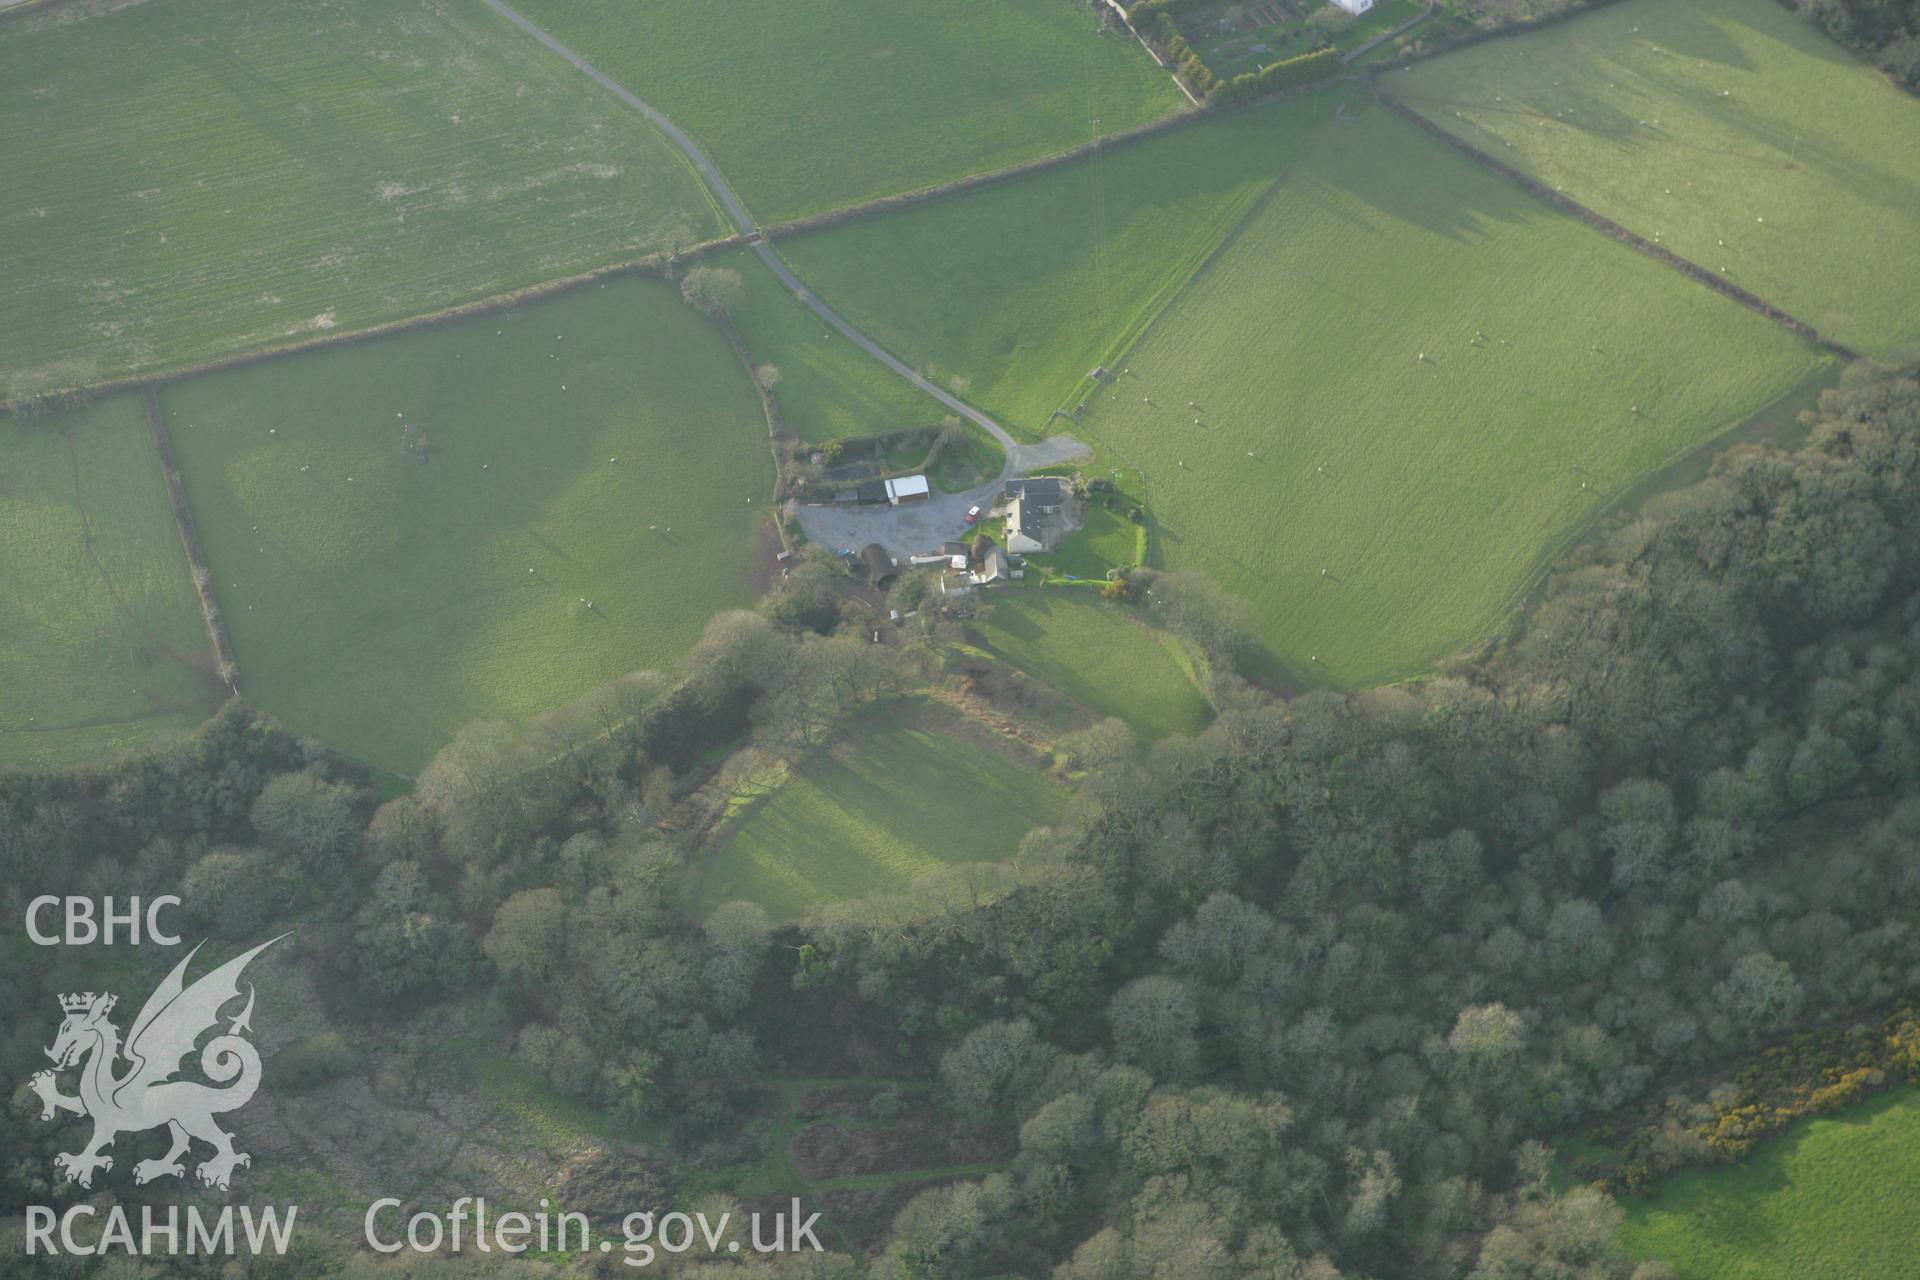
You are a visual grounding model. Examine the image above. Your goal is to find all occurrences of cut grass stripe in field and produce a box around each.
[1077,104,1826,690]
[774,89,1362,437]
[164,277,768,774]
[1387,0,1920,359]
[1619,1088,1920,1279]
[0,0,719,401]
[505,0,1187,221]
[0,395,220,769]
[968,589,1211,740]
[691,702,1063,923]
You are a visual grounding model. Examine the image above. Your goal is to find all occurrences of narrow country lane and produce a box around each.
[479,0,1054,465]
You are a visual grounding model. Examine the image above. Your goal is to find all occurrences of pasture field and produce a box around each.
[1076,105,1825,689]
[1618,1088,1920,1279]
[1387,0,1920,359]
[0,395,219,769]
[720,250,947,443]
[968,590,1211,740]
[507,0,1184,221]
[690,701,1063,922]
[163,277,768,774]
[0,0,719,402]
[777,89,1360,435]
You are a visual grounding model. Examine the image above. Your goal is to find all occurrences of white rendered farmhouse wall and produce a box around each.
[1330,0,1374,14]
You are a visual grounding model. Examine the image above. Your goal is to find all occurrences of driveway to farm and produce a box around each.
[482,0,1087,476]
[794,483,1003,562]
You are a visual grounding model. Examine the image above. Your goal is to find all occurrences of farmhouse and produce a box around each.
[1000,477,1073,555]
[1008,496,1063,554]
[1329,0,1374,14]
[1003,476,1066,511]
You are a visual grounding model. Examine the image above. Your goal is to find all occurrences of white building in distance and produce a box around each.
[1329,0,1374,14]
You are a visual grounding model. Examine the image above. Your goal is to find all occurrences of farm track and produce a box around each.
[477,0,1033,461]
[0,14,1256,425]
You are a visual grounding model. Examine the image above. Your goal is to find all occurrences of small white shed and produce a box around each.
[885,474,930,505]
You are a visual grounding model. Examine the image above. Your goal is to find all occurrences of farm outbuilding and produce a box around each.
[885,474,930,505]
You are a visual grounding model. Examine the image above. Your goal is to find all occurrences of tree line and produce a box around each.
[1795,0,1920,88]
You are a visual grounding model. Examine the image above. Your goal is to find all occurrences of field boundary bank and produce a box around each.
[142,387,237,688]
[0,69,1333,417]
[0,105,1198,417]
[760,68,1358,254]
[759,107,1211,242]
[0,240,737,418]
[1066,152,1300,427]
[1373,91,1860,360]
[59,424,204,677]
[714,316,797,555]
[1050,153,1314,570]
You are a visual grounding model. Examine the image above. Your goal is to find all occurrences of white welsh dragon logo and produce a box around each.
[28,935,287,1191]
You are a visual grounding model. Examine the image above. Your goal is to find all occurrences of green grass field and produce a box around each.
[777,89,1359,435]
[1388,0,1920,360]
[691,702,1063,922]
[1619,1088,1920,1279]
[1076,105,1825,689]
[721,249,947,443]
[163,277,768,774]
[0,395,219,769]
[1043,498,1144,580]
[0,0,719,402]
[507,0,1186,221]
[969,590,1211,740]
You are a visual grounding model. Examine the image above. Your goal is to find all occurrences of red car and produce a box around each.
[964,505,982,525]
